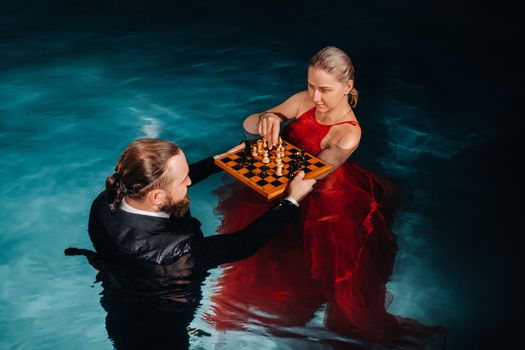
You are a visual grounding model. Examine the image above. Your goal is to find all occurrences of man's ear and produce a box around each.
[146,189,167,210]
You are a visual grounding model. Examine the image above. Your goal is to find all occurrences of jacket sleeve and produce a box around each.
[188,156,222,186]
[192,200,300,270]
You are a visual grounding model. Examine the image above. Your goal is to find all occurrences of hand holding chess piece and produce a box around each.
[257,112,281,148]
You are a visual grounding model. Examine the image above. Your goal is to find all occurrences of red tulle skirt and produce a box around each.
[205,161,445,348]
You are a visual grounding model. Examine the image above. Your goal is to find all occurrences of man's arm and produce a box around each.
[192,199,299,270]
[188,144,246,186]
[188,156,221,186]
[192,170,315,270]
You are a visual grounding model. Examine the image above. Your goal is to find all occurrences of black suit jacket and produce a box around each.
[86,156,299,300]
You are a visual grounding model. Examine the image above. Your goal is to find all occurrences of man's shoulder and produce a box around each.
[87,191,202,265]
[88,191,112,227]
[90,190,108,210]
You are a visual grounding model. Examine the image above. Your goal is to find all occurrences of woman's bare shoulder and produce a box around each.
[290,91,314,117]
[329,122,362,150]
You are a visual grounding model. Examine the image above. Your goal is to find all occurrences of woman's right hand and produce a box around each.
[257,112,281,148]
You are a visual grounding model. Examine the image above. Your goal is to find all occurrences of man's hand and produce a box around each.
[287,171,316,203]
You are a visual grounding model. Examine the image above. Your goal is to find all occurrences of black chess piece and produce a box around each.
[240,141,252,166]
[298,149,306,163]
[242,153,251,166]
[259,165,269,178]
[238,155,247,167]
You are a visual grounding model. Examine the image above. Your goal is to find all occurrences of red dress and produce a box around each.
[205,107,444,347]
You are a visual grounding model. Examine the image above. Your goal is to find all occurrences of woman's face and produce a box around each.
[307,66,352,113]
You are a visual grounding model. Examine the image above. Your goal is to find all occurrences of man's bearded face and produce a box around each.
[160,193,190,218]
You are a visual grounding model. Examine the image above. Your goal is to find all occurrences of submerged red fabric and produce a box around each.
[205,108,444,347]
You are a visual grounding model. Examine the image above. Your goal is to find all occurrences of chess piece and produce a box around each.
[276,162,283,176]
[243,140,250,152]
[275,151,281,164]
[277,145,284,159]
[262,150,270,164]
[260,165,269,178]
[239,156,248,167]
[298,148,306,164]
[251,145,258,157]
[257,139,263,154]
[263,138,268,149]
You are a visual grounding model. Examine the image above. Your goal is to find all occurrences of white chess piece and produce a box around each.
[276,162,283,176]
[262,150,270,164]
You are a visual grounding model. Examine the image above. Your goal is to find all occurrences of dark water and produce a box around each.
[0,1,520,349]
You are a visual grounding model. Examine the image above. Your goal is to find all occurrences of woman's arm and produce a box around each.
[316,125,361,179]
[243,91,310,147]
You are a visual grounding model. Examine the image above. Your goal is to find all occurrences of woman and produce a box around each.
[206,47,444,347]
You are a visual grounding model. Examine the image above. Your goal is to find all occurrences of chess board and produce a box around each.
[215,139,332,201]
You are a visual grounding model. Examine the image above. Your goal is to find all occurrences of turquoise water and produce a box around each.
[1,2,518,349]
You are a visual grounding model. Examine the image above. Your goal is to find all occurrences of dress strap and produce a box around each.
[332,120,359,127]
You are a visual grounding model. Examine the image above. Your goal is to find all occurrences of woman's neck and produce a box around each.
[316,103,352,124]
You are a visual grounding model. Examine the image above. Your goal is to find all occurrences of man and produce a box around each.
[67,138,315,349]
[88,137,314,281]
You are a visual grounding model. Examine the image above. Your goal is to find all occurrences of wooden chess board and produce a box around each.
[215,139,332,200]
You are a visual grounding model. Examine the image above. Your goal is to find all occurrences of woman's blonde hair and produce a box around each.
[309,46,359,108]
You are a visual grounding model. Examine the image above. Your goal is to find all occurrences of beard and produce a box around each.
[160,194,190,218]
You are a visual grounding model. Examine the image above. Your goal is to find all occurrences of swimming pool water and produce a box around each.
[1,2,518,349]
